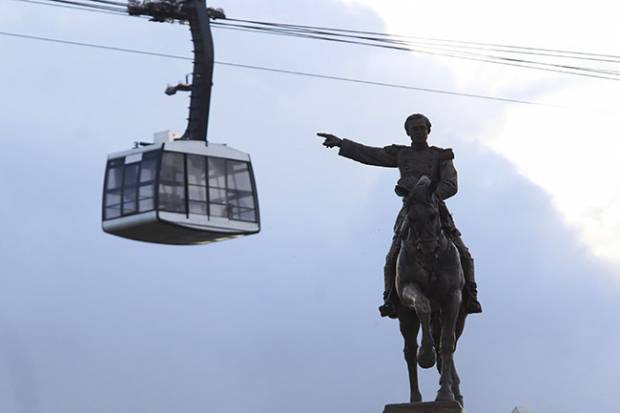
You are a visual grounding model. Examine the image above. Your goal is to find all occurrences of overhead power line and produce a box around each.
[0,30,611,113]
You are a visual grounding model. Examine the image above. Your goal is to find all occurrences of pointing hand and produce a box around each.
[317,132,342,148]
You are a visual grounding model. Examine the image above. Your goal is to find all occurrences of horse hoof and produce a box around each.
[417,345,436,369]
[455,395,464,407]
[435,388,455,402]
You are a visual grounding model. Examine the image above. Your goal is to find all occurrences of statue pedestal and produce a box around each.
[384,401,466,413]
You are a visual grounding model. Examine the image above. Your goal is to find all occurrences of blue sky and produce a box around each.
[1,0,619,412]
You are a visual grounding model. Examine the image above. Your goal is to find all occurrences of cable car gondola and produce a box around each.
[102,0,260,245]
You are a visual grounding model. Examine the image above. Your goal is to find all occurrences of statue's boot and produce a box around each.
[379,301,398,318]
[379,289,398,319]
[463,258,482,314]
[379,240,399,319]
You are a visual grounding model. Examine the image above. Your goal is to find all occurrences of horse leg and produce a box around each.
[451,309,466,405]
[435,290,461,402]
[450,358,463,406]
[455,308,466,338]
[400,284,435,369]
[430,311,463,404]
[431,311,442,374]
[398,309,422,403]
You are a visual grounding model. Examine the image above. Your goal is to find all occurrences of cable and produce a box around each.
[7,1,620,96]
[80,0,127,6]
[11,0,620,80]
[217,21,601,61]
[38,0,126,12]
[0,31,188,59]
[224,17,620,62]
[11,0,620,65]
[215,21,620,65]
[0,30,613,113]
[215,61,574,109]
[12,0,128,15]
[211,23,620,81]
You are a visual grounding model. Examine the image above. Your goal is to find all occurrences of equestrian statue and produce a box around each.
[317,113,481,408]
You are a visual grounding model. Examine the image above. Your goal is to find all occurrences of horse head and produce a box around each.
[396,176,443,259]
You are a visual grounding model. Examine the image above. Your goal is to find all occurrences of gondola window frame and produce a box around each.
[155,151,258,223]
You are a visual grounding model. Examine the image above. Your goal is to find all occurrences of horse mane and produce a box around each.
[410,176,433,204]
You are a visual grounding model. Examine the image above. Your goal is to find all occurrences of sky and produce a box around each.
[1,1,620,413]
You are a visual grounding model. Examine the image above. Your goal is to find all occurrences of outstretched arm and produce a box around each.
[316,132,399,167]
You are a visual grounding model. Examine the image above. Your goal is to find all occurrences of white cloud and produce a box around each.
[341,0,620,263]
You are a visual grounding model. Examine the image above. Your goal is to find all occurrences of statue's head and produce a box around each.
[397,176,442,254]
[404,113,431,145]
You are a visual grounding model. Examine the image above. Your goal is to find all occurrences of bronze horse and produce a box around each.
[395,176,468,405]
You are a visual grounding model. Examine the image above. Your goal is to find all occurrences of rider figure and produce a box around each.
[318,113,482,316]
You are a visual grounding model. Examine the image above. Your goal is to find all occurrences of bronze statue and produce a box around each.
[318,114,480,408]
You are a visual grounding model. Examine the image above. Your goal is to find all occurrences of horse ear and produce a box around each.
[395,184,409,197]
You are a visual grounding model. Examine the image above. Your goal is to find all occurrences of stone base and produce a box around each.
[384,401,466,413]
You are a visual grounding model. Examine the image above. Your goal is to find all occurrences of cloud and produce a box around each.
[340,0,620,264]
